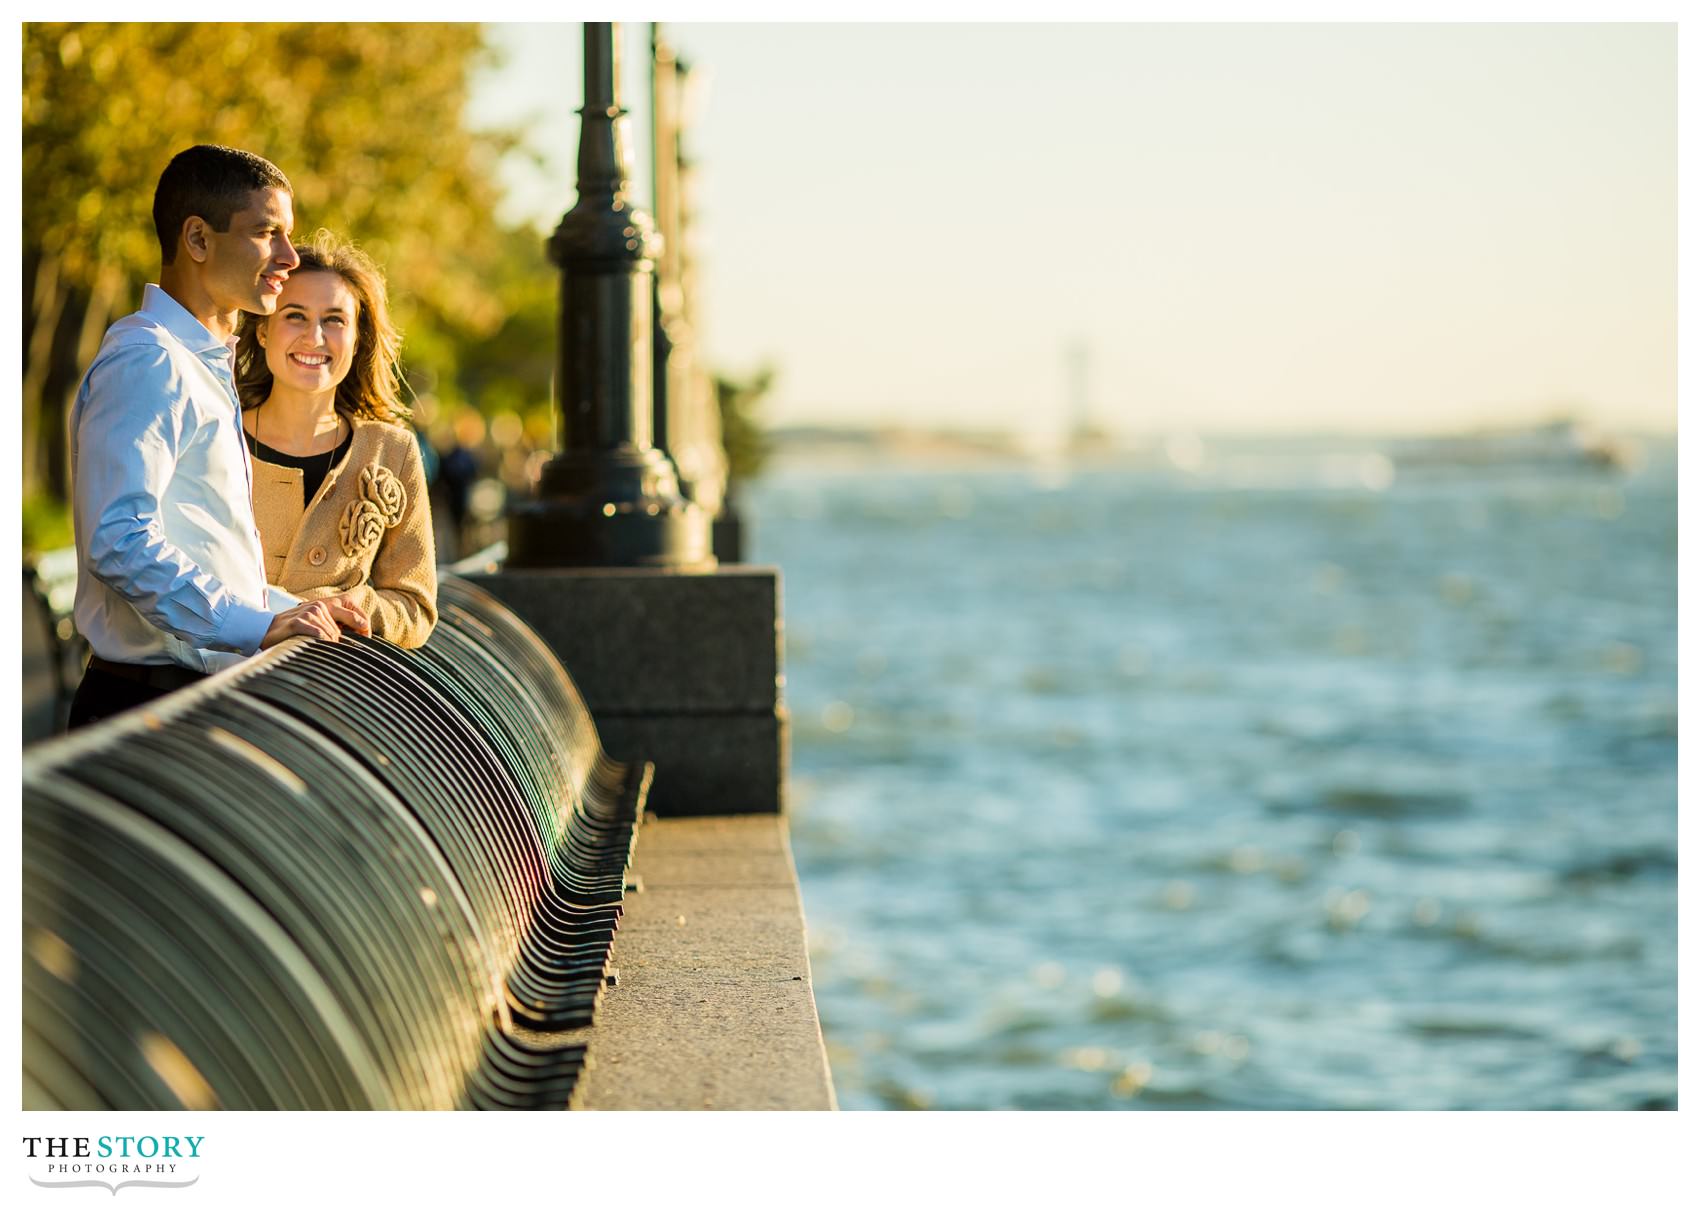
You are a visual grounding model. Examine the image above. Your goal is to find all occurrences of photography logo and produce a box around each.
[23,1136,203,1195]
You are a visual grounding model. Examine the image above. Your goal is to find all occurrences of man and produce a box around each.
[68,144,370,729]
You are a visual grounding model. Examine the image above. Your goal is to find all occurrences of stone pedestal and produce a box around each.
[466,566,785,816]
[711,510,744,564]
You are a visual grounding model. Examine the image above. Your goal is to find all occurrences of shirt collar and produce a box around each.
[140,284,234,358]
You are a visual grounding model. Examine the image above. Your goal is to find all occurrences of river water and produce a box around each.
[742,439,1677,1110]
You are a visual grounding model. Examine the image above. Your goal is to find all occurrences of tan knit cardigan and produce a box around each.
[248,416,438,648]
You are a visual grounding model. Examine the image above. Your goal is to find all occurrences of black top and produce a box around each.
[244,429,354,506]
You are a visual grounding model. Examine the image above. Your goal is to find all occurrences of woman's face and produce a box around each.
[258,270,359,396]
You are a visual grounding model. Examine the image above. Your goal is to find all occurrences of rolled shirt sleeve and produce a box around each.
[76,346,274,655]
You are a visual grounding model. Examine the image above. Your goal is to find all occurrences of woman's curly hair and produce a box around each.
[235,229,410,426]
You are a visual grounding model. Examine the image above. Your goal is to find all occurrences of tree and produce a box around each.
[21,23,541,538]
[716,365,776,487]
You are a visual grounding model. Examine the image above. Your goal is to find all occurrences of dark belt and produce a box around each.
[87,656,207,692]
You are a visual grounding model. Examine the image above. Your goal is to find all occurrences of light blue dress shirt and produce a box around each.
[71,285,296,673]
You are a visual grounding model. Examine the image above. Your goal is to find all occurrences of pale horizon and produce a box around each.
[468,23,1676,441]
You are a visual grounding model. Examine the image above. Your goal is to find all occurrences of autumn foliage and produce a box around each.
[22,23,551,538]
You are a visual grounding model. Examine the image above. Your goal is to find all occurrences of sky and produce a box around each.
[466,22,1675,441]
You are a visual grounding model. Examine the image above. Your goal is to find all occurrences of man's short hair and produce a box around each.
[152,145,292,265]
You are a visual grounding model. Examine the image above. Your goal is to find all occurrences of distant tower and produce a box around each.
[1066,340,1089,438]
[1065,339,1107,456]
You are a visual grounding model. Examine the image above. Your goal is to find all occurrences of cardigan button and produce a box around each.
[308,546,328,567]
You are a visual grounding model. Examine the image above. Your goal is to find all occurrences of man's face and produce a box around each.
[201,187,300,316]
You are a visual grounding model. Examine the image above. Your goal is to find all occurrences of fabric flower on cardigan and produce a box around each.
[339,497,388,558]
[360,465,407,525]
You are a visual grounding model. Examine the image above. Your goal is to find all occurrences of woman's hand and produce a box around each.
[260,593,372,648]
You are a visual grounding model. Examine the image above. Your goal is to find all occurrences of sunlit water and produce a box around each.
[743,442,1676,1110]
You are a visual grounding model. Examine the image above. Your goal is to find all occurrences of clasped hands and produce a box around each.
[261,593,372,648]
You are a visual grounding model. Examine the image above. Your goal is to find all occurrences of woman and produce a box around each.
[234,231,436,647]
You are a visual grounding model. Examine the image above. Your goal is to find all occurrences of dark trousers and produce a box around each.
[66,666,200,731]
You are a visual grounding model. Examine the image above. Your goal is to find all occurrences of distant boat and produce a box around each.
[1391,418,1639,473]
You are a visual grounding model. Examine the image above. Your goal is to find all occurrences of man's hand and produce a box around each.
[259,593,372,649]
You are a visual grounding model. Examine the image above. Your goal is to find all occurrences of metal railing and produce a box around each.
[22,549,85,740]
[22,574,647,1110]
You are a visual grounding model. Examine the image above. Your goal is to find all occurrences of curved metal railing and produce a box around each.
[22,574,647,1110]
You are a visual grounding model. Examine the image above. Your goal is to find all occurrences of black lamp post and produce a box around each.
[652,23,727,520]
[507,21,713,569]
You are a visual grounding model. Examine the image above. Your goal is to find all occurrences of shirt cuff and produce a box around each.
[267,585,301,611]
[213,600,275,655]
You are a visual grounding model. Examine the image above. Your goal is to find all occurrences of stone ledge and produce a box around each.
[572,814,835,1110]
[625,848,801,889]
